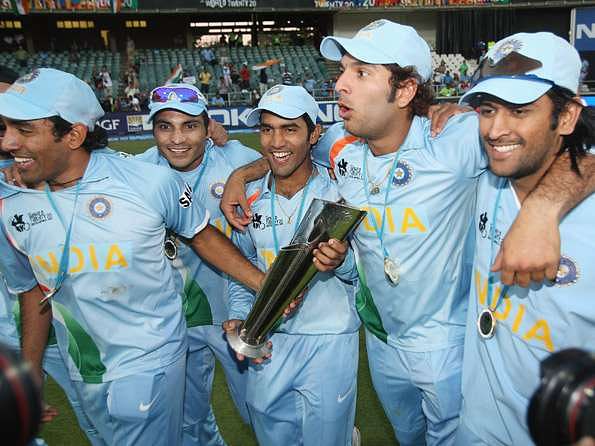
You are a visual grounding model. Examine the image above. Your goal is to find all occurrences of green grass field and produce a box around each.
[39,134,398,446]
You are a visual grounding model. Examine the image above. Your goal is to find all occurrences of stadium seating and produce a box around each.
[0,50,121,93]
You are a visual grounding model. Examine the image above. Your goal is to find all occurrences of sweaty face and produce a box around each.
[259,112,316,180]
[153,109,208,172]
[1,117,72,186]
[478,95,562,182]
[335,54,400,140]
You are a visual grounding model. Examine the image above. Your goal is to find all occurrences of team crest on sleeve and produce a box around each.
[392,160,413,187]
[88,197,112,219]
[210,182,225,199]
[555,255,579,286]
[178,183,193,208]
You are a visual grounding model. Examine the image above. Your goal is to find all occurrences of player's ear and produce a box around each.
[65,123,88,151]
[309,124,322,146]
[557,97,582,136]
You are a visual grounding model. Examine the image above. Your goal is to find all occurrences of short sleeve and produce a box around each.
[312,122,357,169]
[151,168,211,239]
[223,140,263,169]
[0,226,37,294]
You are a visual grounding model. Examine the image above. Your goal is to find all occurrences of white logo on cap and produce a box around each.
[265,85,284,96]
[167,91,181,102]
[492,39,523,64]
[360,20,387,32]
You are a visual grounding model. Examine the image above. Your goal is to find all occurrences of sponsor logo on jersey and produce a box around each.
[16,69,40,84]
[337,158,348,176]
[392,160,413,187]
[336,158,362,180]
[179,183,193,208]
[10,214,30,232]
[88,197,112,219]
[210,182,225,199]
[478,210,504,245]
[555,255,579,286]
[28,209,53,226]
[251,212,283,230]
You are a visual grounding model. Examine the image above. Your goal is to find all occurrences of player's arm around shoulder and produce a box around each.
[312,121,355,169]
[424,111,486,179]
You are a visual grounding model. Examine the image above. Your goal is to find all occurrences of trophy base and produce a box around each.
[227,327,272,359]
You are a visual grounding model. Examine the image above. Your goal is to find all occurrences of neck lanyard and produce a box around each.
[40,181,82,304]
[478,177,510,338]
[270,172,313,255]
[361,146,401,260]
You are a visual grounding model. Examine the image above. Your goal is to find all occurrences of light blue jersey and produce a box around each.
[229,165,360,334]
[0,151,209,383]
[313,114,486,351]
[456,173,595,446]
[136,139,259,444]
[229,165,360,446]
[136,140,261,326]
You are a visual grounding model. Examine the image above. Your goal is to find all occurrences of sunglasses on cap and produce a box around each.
[150,86,206,105]
[471,51,554,87]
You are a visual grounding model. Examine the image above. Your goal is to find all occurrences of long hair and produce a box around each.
[546,86,594,175]
[48,116,108,152]
[385,63,434,117]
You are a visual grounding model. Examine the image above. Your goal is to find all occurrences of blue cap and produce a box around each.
[0,68,104,130]
[245,85,318,127]
[460,32,581,105]
[320,19,432,83]
[148,83,208,121]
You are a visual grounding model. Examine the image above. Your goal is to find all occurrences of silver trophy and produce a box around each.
[227,199,367,358]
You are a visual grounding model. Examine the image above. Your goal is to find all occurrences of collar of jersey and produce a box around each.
[256,163,323,200]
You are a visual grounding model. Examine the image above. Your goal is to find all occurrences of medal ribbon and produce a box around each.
[485,178,510,312]
[42,181,82,302]
[270,172,313,256]
[361,146,401,260]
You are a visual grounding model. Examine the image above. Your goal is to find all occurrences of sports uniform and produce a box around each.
[0,158,100,445]
[454,32,594,445]
[137,135,260,445]
[228,85,361,446]
[456,174,595,445]
[313,113,485,445]
[312,21,491,445]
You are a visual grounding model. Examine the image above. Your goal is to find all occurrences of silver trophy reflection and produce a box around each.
[227,199,366,358]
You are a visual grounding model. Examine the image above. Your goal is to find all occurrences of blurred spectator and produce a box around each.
[259,68,268,95]
[15,46,27,68]
[230,64,240,85]
[436,60,446,74]
[218,76,229,102]
[442,71,453,86]
[438,83,456,97]
[210,94,225,107]
[199,67,212,94]
[126,36,136,62]
[251,89,261,106]
[130,94,141,112]
[303,70,316,94]
[99,65,112,97]
[219,35,227,46]
[223,63,232,87]
[240,63,251,90]
[458,60,469,80]
[282,67,293,86]
[201,46,217,66]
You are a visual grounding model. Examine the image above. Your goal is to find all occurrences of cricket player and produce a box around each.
[0,65,100,446]
[220,21,595,446]
[136,82,260,446]
[0,68,264,445]
[225,85,361,446]
[455,32,595,445]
